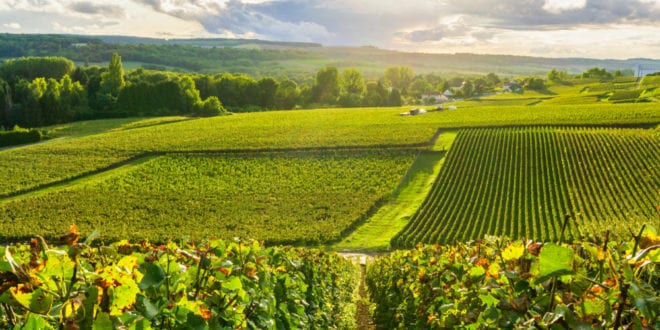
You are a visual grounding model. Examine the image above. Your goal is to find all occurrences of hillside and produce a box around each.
[2,33,659,79]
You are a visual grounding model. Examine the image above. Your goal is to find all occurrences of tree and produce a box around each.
[0,79,12,129]
[312,67,340,105]
[100,53,125,97]
[547,69,568,82]
[383,66,413,94]
[338,69,366,107]
[387,88,403,106]
[257,77,279,109]
[485,73,501,86]
[0,56,74,82]
[462,80,474,98]
[581,67,612,80]
[524,77,545,90]
[275,79,299,110]
[363,81,388,107]
[194,96,226,117]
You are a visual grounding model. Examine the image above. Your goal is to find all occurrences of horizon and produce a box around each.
[1,1,659,60]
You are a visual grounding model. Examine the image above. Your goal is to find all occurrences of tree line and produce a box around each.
[0,53,626,130]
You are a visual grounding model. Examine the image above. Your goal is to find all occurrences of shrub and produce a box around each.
[0,125,43,147]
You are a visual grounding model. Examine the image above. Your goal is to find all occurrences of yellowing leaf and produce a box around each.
[117,256,138,272]
[502,241,525,262]
[487,263,500,279]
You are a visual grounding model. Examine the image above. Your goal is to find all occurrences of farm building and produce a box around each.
[421,94,449,104]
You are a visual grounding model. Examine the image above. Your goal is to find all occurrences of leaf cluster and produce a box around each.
[0,230,359,329]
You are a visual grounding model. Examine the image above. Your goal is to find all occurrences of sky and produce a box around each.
[1,0,659,59]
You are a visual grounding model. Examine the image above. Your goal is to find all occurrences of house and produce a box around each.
[502,80,522,93]
[443,90,454,97]
[421,94,449,104]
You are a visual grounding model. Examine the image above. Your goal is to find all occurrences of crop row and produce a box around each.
[0,150,416,244]
[1,103,658,197]
[0,229,359,329]
[393,127,659,247]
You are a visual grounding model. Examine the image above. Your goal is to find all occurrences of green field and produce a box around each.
[0,98,659,246]
[0,150,415,244]
[392,127,659,247]
[2,103,658,198]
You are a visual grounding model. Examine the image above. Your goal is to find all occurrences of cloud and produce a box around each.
[3,22,21,29]
[69,2,125,18]
[542,0,587,14]
[439,0,660,29]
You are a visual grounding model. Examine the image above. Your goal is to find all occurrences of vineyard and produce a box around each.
[1,103,658,198]
[0,228,359,329]
[393,127,660,247]
[0,150,416,244]
[368,226,660,329]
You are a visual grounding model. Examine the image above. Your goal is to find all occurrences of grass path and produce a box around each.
[332,131,457,251]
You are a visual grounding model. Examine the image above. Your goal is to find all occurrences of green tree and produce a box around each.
[338,69,366,107]
[0,79,12,129]
[0,56,74,82]
[275,79,299,110]
[258,77,279,109]
[178,76,201,114]
[387,88,403,106]
[462,80,474,98]
[524,77,545,90]
[383,66,414,94]
[100,53,125,97]
[194,96,226,117]
[581,67,612,80]
[312,66,340,105]
[485,73,501,86]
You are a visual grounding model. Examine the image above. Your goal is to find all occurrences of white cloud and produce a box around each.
[3,22,21,29]
[543,0,587,14]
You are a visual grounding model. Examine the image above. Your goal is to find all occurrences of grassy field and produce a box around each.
[0,150,416,244]
[2,103,658,197]
[392,127,659,247]
[1,96,659,246]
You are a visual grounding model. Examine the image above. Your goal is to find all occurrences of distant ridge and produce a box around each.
[1,33,658,78]
[89,35,323,48]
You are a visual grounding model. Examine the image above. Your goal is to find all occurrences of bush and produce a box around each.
[0,125,42,147]
[609,90,642,102]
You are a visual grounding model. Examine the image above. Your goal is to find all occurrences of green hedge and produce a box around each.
[0,126,42,147]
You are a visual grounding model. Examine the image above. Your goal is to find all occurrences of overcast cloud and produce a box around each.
[0,0,658,59]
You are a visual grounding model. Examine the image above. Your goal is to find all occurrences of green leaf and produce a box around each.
[139,263,166,290]
[11,286,53,315]
[137,295,160,320]
[22,314,54,330]
[469,266,485,280]
[185,312,209,330]
[92,312,114,330]
[129,319,154,330]
[534,243,574,282]
[222,276,243,292]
